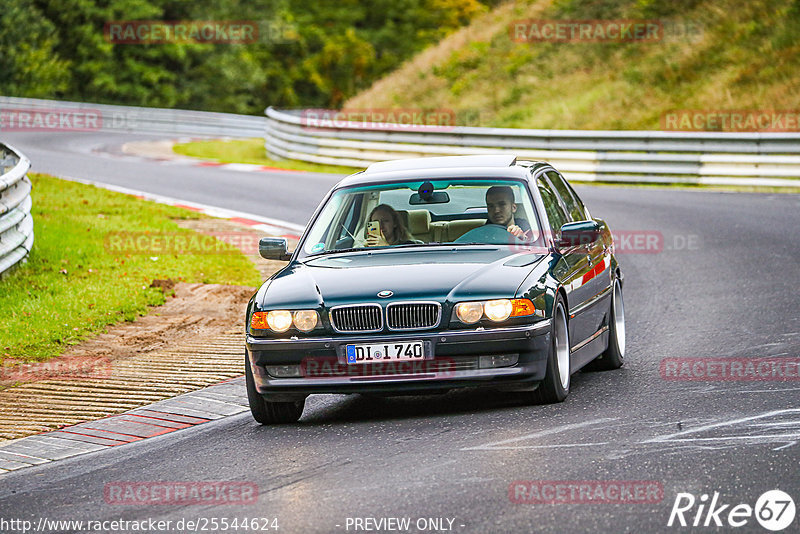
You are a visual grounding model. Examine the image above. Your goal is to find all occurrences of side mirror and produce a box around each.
[259,237,292,261]
[558,220,601,248]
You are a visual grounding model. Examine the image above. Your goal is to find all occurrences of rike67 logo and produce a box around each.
[668,490,795,531]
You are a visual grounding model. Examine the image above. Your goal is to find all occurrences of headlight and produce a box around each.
[251,309,319,333]
[266,310,293,332]
[453,298,536,324]
[455,302,483,324]
[293,310,318,332]
[484,299,512,322]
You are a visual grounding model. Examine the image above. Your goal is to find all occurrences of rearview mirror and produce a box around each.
[409,191,450,204]
[259,237,292,261]
[558,220,601,248]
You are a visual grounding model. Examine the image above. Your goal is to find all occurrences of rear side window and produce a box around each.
[546,171,587,221]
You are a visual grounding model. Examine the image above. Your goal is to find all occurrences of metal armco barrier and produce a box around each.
[264,107,800,187]
[2,97,798,187]
[0,143,33,276]
[0,96,265,138]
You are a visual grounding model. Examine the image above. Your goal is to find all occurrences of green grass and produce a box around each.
[173,138,359,174]
[0,174,262,363]
[346,0,800,131]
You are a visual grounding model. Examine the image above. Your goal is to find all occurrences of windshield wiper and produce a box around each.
[432,242,498,247]
[312,247,369,256]
[309,242,510,256]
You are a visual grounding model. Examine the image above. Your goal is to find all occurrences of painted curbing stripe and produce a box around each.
[127,409,210,425]
[49,432,130,447]
[111,140,311,174]
[0,378,250,476]
[57,426,142,443]
[123,414,195,429]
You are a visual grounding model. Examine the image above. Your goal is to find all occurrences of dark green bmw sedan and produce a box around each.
[245,155,624,424]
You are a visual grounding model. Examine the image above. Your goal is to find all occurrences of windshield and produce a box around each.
[298,178,544,258]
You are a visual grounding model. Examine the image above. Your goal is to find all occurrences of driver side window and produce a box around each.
[546,171,587,221]
[537,179,568,239]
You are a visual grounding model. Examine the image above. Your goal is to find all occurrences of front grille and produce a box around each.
[330,304,382,333]
[387,302,441,331]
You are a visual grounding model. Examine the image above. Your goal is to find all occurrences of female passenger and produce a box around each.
[365,204,416,246]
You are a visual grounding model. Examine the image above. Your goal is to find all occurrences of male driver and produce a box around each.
[485,185,531,238]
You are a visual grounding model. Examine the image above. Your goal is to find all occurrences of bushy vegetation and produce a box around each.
[1,0,496,114]
[346,0,800,129]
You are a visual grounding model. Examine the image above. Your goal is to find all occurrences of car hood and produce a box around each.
[257,248,546,308]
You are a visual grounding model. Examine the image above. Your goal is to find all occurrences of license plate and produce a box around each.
[346,341,424,364]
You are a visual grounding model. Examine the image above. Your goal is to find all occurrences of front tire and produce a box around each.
[245,354,304,424]
[585,278,625,371]
[530,296,570,404]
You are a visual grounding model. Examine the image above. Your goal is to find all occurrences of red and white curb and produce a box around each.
[0,378,249,474]
[98,137,314,175]
[60,175,306,240]
[0,177,305,474]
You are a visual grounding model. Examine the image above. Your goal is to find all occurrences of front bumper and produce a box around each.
[246,321,551,400]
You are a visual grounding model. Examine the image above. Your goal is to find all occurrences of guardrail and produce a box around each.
[0,143,33,276]
[264,108,800,187]
[0,96,265,138]
[3,97,798,187]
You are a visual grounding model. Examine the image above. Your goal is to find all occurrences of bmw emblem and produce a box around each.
[377,290,393,298]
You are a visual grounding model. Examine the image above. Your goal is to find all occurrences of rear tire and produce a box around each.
[245,354,304,424]
[585,278,625,371]
[530,296,570,404]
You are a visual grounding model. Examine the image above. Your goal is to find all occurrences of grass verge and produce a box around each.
[0,173,262,363]
[173,138,359,174]
[345,0,800,131]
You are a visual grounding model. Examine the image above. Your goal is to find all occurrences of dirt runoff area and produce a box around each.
[0,218,295,441]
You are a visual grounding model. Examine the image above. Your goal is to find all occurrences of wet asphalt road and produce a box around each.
[1,132,799,533]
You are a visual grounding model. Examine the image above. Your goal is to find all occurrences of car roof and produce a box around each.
[335,155,551,189]
[367,154,517,173]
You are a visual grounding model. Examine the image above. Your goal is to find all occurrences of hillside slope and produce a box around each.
[345,0,800,130]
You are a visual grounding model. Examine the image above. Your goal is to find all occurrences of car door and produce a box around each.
[545,170,612,342]
[535,172,595,346]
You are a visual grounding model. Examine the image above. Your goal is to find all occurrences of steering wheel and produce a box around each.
[454,224,526,245]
